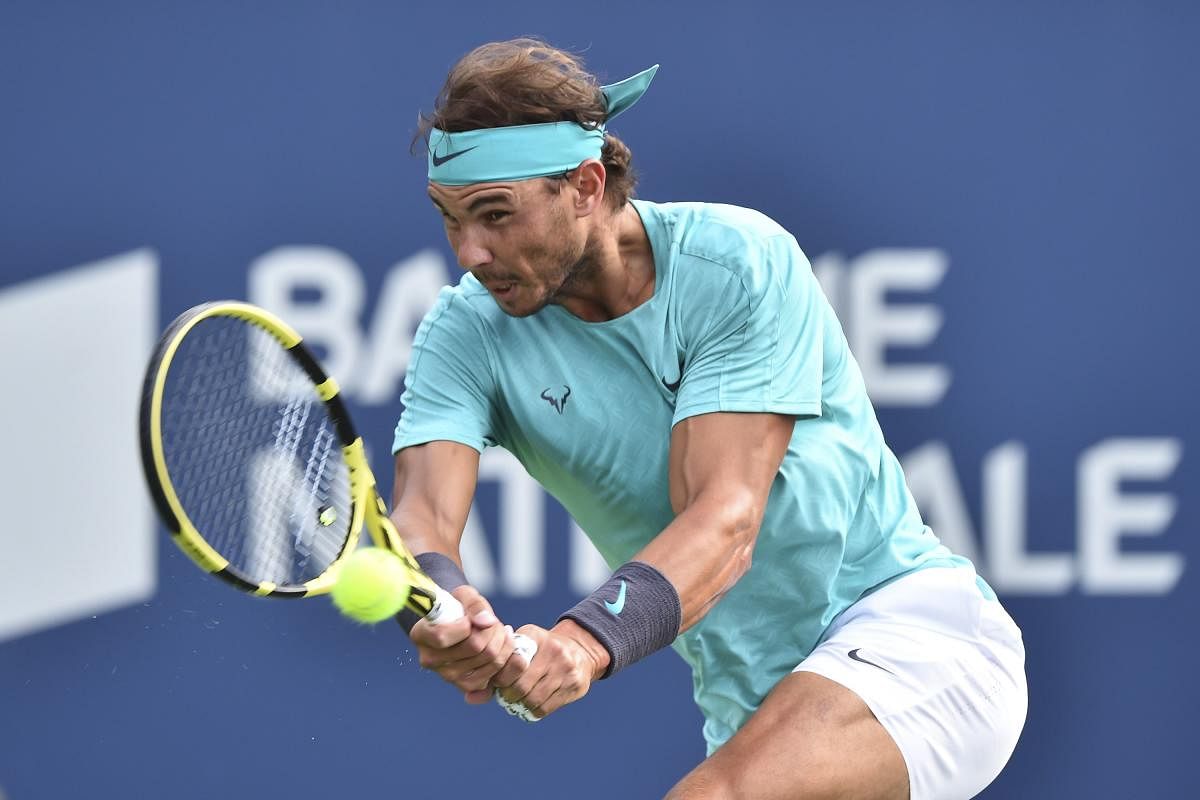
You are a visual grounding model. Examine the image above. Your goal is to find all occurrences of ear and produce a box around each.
[569,159,607,217]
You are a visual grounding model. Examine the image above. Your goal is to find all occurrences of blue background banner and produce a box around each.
[1,3,1195,798]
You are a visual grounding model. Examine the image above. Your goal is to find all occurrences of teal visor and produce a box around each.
[427,64,658,185]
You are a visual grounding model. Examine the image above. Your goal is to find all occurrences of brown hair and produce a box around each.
[416,38,638,209]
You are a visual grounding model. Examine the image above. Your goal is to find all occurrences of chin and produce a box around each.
[498,302,547,319]
[492,291,547,318]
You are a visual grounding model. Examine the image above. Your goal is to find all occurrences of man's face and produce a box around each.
[427,178,589,317]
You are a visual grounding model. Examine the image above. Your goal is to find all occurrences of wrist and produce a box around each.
[553,618,612,681]
[398,551,471,635]
[415,551,469,592]
[558,560,682,678]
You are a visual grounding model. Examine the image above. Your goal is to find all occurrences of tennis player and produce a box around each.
[391,39,1027,800]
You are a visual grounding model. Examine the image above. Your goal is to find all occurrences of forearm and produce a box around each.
[558,493,761,679]
[389,504,465,562]
[389,441,480,562]
[555,414,788,685]
[634,492,761,632]
[388,504,472,601]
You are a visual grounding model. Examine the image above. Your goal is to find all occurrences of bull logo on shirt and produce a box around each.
[540,385,571,414]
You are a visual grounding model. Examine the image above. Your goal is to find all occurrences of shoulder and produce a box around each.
[406,274,504,390]
[642,200,790,254]
[643,201,811,308]
[419,273,503,341]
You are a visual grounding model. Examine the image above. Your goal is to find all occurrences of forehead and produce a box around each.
[427,179,544,210]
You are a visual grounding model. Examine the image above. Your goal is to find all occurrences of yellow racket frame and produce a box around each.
[139,301,439,615]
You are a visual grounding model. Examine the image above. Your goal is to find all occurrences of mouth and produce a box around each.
[487,281,518,299]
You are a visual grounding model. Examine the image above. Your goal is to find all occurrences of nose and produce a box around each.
[454,229,492,271]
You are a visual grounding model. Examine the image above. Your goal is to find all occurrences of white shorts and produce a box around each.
[794,567,1027,800]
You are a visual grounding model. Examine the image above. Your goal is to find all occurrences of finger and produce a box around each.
[470,606,498,628]
[410,615,472,650]
[453,586,499,629]
[464,688,493,705]
[424,619,509,667]
[532,692,560,719]
[491,628,535,689]
[532,682,580,718]
[498,660,550,707]
[447,626,517,690]
[519,671,562,715]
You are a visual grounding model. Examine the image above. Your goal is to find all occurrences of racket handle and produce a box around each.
[422,584,540,723]
[423,586,465,625]
[423,588,538,674]
[495,633,540,723]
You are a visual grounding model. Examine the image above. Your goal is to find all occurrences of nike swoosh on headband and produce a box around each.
[430,145,478,167]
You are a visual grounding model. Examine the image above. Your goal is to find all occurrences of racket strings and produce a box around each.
[160,316,352,586]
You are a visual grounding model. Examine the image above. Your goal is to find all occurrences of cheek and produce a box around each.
[526,239,568,275]
[530,217,576,260]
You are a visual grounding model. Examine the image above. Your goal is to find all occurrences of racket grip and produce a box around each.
[421,585,540,723]
[423,586,465,625]
[495,633,540,723]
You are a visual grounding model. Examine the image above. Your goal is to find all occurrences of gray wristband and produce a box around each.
[398,552,470,635]
[415,551,469,592]
[559,561,682,679]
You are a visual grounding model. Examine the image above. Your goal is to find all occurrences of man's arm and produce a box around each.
[495,411,795,716]
[391,439,480,559]
[637,409,795,630]
[392,440,519,702]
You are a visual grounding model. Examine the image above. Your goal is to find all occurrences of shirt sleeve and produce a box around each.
[672,234,824,426]
[392,289,499,454]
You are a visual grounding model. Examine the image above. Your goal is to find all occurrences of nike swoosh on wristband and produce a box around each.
[430,146,478,167]
[604,580,628,615]
[848,648,895,675]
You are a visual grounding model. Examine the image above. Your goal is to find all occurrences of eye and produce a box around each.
[485,210,511,223]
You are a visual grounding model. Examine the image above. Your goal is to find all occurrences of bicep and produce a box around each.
[667,412,795,520]
[390,440,481,555]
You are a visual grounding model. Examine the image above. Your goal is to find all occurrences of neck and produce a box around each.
[554,203,654,322]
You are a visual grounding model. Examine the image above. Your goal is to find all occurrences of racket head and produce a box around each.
[139,301,368,597]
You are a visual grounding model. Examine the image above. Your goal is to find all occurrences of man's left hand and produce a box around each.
[491,619,610,720]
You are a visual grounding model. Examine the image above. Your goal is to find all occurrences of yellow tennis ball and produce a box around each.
[331,548,412,624]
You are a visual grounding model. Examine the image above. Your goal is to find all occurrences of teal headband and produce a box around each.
[427,64,659,185]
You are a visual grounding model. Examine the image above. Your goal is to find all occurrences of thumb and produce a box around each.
[451,584,499,628]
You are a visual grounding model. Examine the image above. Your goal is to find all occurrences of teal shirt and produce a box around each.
[393,199,968,751]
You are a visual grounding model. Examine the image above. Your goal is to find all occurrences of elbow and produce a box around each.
[710,487,763,579]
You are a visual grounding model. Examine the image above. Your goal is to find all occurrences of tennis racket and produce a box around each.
[139,300,537,719]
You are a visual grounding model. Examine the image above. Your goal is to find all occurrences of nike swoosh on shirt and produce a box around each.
[661,357,684,392]
[848,648,895,675]
[604,580,628,615]
[431,146,478,167]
